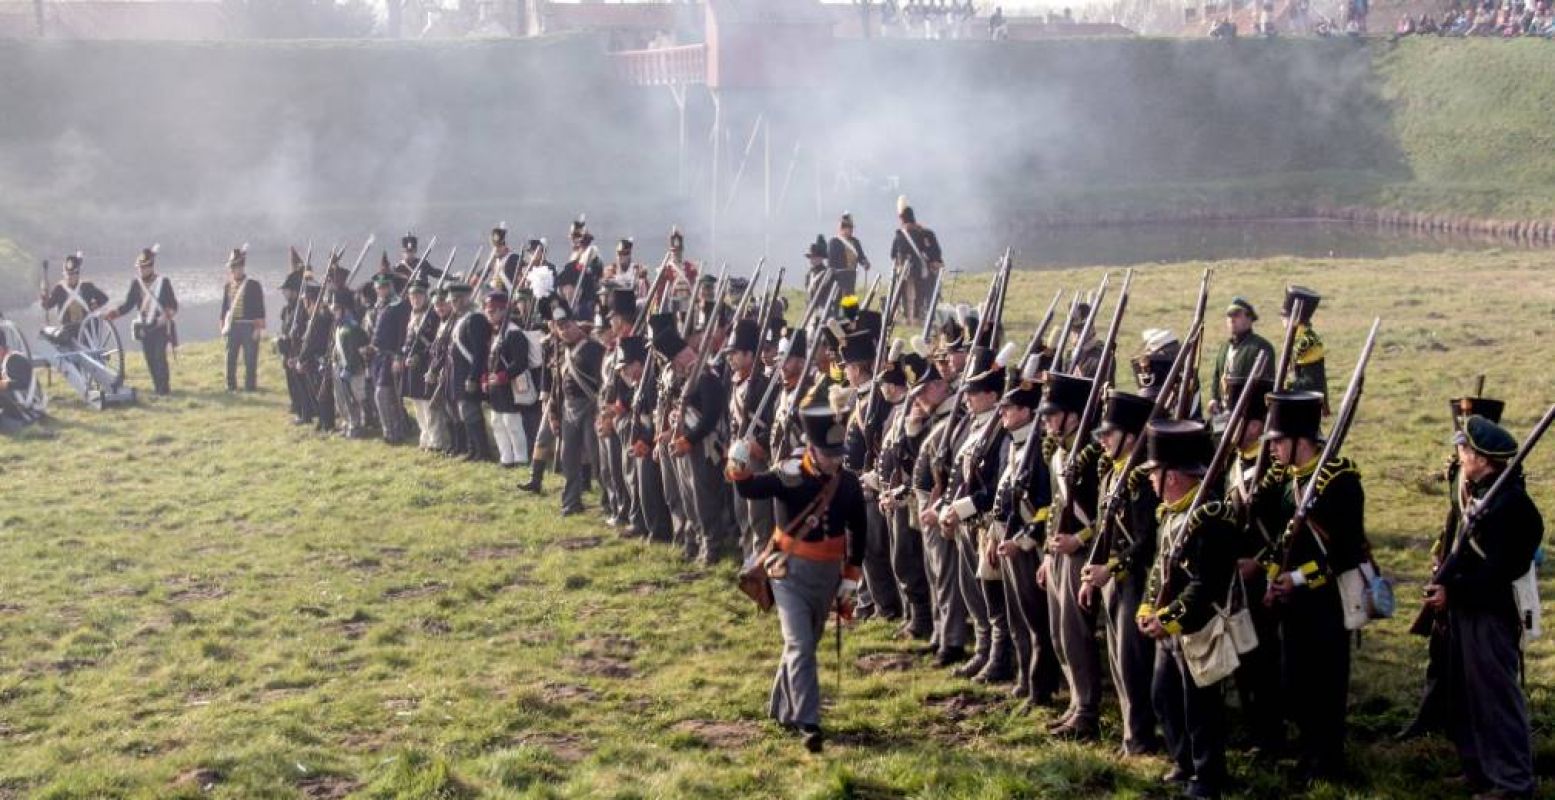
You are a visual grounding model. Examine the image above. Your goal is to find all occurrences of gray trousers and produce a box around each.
[559,403,595,513]
[374,379,409,443]
[600,431,627,520]
[657,443,688,549]
[1048,550,1103,725]
[921,515,968,650]
[1103,573,1160,752]
[334,372,367,434]
[770,555,842,728]
[1448,606,1535,795]
[952,524,999,657]
[633,451,675,541]
[676,450,735,564]
[1001,546,1063,700]
[888,502,934,636]
[733,456,774,559]
[859,499,903,619]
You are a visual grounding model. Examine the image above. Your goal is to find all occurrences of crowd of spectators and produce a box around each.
[1394,0,1555,37]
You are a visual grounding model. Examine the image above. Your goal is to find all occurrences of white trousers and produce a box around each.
[488,409,529,466]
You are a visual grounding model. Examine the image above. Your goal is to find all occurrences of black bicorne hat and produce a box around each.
[1141,419,1212,476]
[490,224,508,245]
[64,252,83,270]
[1094,390,1154,438]
[136,247,157,267]
[618,335,648,366]
[402,233,418,251]
[1262,391,1325,442]
[1039,371,1093,416]
[617,238,634,254]
[650,316,689,360]
[1451,395,1505,425]
[570,217,587,236]
[807,234,827,260]
[1282,285,1321,322]
[1000,378,1043,410]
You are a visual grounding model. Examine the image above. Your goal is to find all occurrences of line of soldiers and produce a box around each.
[254,207,1542,798]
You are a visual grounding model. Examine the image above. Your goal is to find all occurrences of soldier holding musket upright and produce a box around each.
[872,348,936,640]
[910,357,973,668]
[728,316,775,558]
[1136,420,1238,800]
[1037,371,1104,740]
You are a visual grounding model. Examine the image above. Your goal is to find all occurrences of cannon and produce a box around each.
[34,315,137,410]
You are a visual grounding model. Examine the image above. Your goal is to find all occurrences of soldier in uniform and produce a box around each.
[104,247,178,396]
[727,317,775,558]
[1037,371,1103,740]
[550,294,605,516]
[399,279,444,451]
[1079,389,1163,755]
[908,358,971,666]
[889,196,943,324]
[277,266,311,424]
[621,330,675,542]
[1137,420,1237,800]
[483,291,533,469]
[1208,297,1274,415]
[331,291,370,438]
[394,232,443,289]
[367,274,411,444]
[1220,375,1285,756]
[871,348,936,640]
[663,305,736,565]
[939,349,1017,683]
[0,328,41,433]
[1066,303,1108,379]
[219,247,265,392]
[294,283,334,433]
[840,324,903,623]
[1280,286,1328,411]
[826,212,870,298]
[804,235,832,309]
[987,360,1064,707]
[727,396,869,754]
[1426,415,1543,799]
[39,252,109,338]
[423,288,459,453]
[449,283,492,461]
[488,224,522,290]
[597,288,638,527]
[1400,393,1505,742]
[1260,391,1366,781]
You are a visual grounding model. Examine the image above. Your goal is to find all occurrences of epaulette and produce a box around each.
[1258,462,1289,492]
[1187,499,1235,531]
[1097,453,1115,479]
[1315,457,1360,495]
[1041,436,1058,461]
[1126,463,1152,496]
[776,457,805,487]
[1294,327,1325,366]
[1073,442,1101,471]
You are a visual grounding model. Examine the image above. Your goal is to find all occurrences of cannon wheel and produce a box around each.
[0,318,47,415]
[74,316,126,398]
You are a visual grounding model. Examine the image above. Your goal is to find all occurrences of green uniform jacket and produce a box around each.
[1210,330,1275,408]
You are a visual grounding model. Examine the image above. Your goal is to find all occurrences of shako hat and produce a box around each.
[1262,391,1325,442]
[1141,419,1212,476]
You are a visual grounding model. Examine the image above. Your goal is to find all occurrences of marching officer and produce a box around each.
[728,395,869,754]
[104,246,178,396]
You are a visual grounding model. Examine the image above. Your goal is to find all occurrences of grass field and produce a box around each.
[1,252,1552,799]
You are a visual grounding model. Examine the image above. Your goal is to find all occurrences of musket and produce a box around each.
[1019,288,1064,368]
[1059,270,1132,493]
[1274,318,1382,581]
[930,249,1013,470]
[750,282,838,445]
[1049,293,1082,373]
[860,260,907,458]
[299,235,375,355]
[403,235,440,289]
[683,261,729,339]
[1067,272,1112,372]
[1086,322,1206,569]
[676,260,760,417]
[859,273,884,311]
[1151,349,1269,610]
[1173,268,1212,420]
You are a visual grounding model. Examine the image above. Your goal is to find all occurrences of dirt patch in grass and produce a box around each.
[566,655,634,679]
[926,690,1004,723]
[383,581,447,600]
[296,775,360,799]
[468,543,524,561]
[512,732,591,763]
[172,767,223,790]
[555,536,603,551]
[418,617,452,635]
[672,719,761,750]
[167,583,229,602]
[855,651,918,674]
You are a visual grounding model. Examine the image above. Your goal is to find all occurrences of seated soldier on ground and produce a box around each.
[0,329,42,433]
